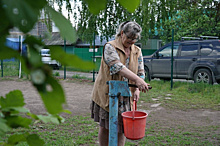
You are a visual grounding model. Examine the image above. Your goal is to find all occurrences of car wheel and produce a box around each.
[194,69,213,84]
[144,66,151,81]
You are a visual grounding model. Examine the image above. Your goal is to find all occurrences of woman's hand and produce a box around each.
[135,78,150,93]
[134,88,140,102]
[118,67,150,92]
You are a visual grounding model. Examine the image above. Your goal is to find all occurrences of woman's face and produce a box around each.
[121,31,138,48]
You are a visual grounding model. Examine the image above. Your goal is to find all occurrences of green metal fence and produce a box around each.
[0,47,157,77]
[69,47,156,72]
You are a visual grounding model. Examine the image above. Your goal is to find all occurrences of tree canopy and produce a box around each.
[70,0,220,44]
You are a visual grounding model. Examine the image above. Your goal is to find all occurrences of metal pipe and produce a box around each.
[109,95,119,145]
[107,81,132,146]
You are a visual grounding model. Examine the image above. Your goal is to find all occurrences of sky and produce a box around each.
[53,1,81,32]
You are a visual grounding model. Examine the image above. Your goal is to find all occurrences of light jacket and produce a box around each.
[91,37,142,112]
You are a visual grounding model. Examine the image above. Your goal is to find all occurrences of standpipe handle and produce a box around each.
[128,84,152,89]
[132,100,137,120]
[133,100,137,111]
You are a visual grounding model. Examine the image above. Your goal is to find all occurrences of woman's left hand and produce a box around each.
[134,88,140,102]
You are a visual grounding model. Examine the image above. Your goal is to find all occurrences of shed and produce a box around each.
[5,38,27,61]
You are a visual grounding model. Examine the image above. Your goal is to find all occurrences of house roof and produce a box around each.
[6,38,25,42]
[43,32,74,46]
[43,32,115,47]
[75,36,115,47]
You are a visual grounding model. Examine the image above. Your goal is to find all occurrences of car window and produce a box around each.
[158,45,178,57]
[200,42,213,56]
[212,41,220,55]
[41,49,50,55]
[212,41,220,49]
[180,44,198,56]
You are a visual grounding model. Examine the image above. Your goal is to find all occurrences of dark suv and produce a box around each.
[143,36,220,84]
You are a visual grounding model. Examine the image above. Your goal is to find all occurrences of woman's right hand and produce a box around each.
[118,67,150,92]
[135,78,150,93]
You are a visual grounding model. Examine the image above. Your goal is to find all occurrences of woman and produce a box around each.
[90,21,150,146]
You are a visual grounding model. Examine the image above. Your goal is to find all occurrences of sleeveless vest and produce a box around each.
[91,37,141,111]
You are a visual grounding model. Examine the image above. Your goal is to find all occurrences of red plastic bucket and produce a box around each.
[121,101,148,140]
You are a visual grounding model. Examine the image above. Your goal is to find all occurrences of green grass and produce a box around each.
[1,113,219,145]
[0,115,99,146]
[1,61,27,77]
[0,61,92,78]
[71,74,89,80]
[53,71,60,76]
[1,61,19,76]
[140,80,220,110]
[60,66,92,73]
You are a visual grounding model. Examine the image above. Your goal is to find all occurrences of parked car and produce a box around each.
[143,36,220,84]
[41,49,61,70]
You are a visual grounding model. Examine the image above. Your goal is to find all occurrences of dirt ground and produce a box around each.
[0,78,94,116]
[0,78,220,144]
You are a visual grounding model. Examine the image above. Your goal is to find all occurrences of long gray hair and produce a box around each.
[115,21,142,39]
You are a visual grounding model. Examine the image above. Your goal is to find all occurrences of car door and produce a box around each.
[151,45,178,78]
[176,43,199,78]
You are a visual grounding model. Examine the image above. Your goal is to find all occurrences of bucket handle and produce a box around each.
[132,100,137,120]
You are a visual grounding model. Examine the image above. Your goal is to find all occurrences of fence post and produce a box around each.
[19,35,23,78]
[171,29,174,89]
[93,33,96,82]
[1,60,3,77]
[64,38,66,79]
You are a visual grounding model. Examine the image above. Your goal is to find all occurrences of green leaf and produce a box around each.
[0,46,20,60]
[56,115,65,123]
[0,46,28,73]
[24,36,44,67]
[62,109,72,114]
[27,134,45,146]
[0,3,11,35]
[0,118,11,136]
[27,113,38,120]
[28,48,43,67]
[49,46,95,71]
[6,116,32,128]
[37,115,59,124]
[46,5,77,43]
[38,76,66,115]
[117,0,140,12]
[2,0,47,33]
[85,0,107,14]
[2,107,30,114]
[0,90,25,109]
[24,35,44,48]
[7,133,28,145]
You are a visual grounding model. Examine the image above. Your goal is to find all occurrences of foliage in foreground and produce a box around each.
[0,0,141,145]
